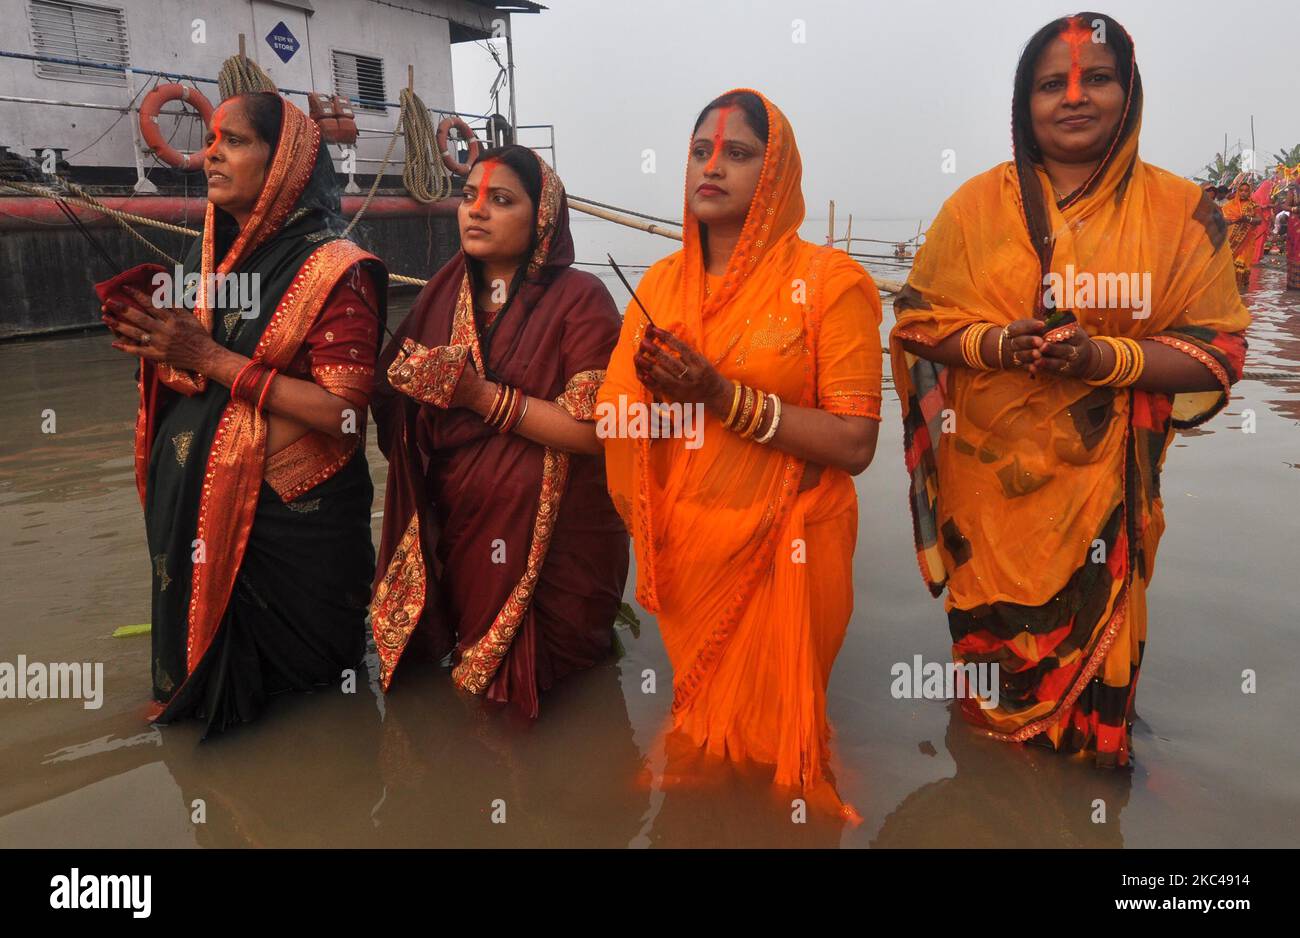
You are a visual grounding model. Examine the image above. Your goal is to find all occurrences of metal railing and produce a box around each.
[0,48,556,189]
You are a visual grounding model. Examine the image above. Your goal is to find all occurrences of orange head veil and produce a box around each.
[599,89,867,623]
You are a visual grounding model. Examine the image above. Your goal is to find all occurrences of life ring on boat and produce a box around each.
[436,115,480,176]
[139,83,215,171]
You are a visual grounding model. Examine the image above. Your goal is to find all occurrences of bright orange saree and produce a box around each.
[599,89,882,808]
[890,49,1249,766]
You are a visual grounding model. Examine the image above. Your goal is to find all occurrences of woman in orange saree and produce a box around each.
[1223,181,1264,288]
[598,89,883,815]
[891,13,1249,768]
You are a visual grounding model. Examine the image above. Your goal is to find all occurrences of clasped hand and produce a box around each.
[103,285,217,373]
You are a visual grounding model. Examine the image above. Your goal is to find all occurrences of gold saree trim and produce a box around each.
[371,513,427,691]
[183,238,378,673]
[449,369,606,694]
[264,432,361,503]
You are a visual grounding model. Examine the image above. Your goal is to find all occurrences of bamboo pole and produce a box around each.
[827,199,835,245]
[568,198,682,240]
[238,34,246,59]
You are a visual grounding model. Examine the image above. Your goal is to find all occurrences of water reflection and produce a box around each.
[1,268,1297,848]
[872,704,1133,848]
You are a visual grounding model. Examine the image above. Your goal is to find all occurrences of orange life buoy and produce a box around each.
[436,115,480,176]
[139,83,215,171]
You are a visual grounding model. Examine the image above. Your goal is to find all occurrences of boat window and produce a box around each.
[331,50,387,114]
[29,0,129,86]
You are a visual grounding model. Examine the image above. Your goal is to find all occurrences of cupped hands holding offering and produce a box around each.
[103,285,218,374]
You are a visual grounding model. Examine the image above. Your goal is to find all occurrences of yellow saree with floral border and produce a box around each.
[889,57,1249,765]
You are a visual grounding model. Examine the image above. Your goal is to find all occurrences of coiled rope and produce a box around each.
[399,89,453,205]
[217,55,278,100]
[341,87,451,237]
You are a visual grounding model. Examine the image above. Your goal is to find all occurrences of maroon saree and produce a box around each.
[370,151,629,718]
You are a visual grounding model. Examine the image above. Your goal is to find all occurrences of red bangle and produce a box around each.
[231,359,260,403]
[486,383,508,426]
[502,394,529,434]
[234,366,263,405]
[255,368,278,412]
[499,388,525,434]
[495,386,516,432]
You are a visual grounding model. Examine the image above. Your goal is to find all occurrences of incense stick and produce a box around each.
[606,253,658,329]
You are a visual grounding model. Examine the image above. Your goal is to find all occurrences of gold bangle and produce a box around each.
[488,384,506,428]
[1114,338,1134,386]
[962,323,995,370]
[486,383,507,424]
[498,386,518,429]
[997,327,1008,369]
[725,380,743,428]
[742,388,767,438]
[1084,337,1122,386]
[959,325,977,369]
[755,393,781,443]
[1114,337,1144,387]
[734,385,755,434]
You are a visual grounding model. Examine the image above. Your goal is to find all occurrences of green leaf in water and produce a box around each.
[112,624,151,638]
[614,601,641,639]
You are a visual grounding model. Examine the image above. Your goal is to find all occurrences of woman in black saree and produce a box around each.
[101,92,388,736]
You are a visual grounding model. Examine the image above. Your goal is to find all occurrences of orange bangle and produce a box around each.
[255,368,278,411]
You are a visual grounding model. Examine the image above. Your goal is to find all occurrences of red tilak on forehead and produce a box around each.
[209,103,226,151]
[1060,17,1093,103]
[703,105,735,174]
[471,160,498,213]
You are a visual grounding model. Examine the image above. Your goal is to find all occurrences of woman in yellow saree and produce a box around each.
[891,12,1249,768]
[598,89,882,816]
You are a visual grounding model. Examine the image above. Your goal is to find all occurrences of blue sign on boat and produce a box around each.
[266,21,300,64]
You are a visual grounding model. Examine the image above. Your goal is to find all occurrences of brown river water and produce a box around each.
[1,263,1297,848]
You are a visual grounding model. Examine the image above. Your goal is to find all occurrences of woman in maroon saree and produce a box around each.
[370,145,629,718]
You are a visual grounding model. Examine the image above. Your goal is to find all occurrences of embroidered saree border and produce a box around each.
[450,368,607,693]
[372,513,427,691]
[183,239,376,673]
[157,103,320,395]
[371,149,574,695]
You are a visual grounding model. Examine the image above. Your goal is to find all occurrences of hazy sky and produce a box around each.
[452,0,1300,233]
